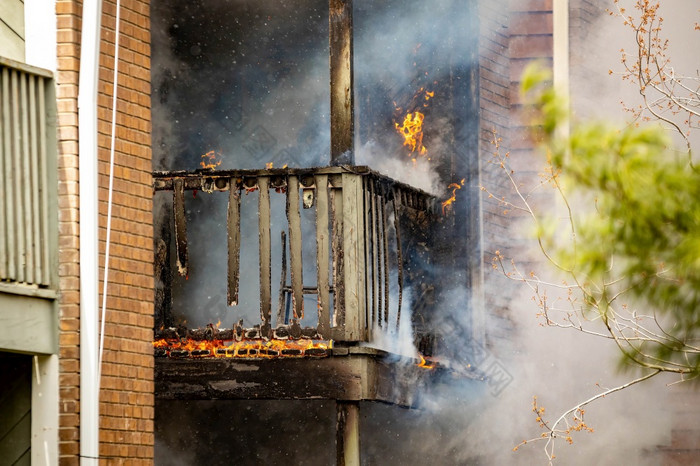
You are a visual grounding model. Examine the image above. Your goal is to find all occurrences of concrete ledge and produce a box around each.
[0,291,57,354]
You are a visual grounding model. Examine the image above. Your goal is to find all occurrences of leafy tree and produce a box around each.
[484,2,700,459]
[490,62,700,465]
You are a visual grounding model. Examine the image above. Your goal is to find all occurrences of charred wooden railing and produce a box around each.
[153,166,437,343]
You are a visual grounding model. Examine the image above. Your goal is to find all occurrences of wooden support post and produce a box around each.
[173,178,188,277]
[315,174,331,338]
[336,401,360,466]
[227,182,241,306]
[341,173,366,340]
[330,184,344,333]
[329,0,354,165]
[258,177,271,328]
[286,175,304,319]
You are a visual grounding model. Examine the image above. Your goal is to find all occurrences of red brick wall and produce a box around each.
[477,0,553,346]
[477,0,516,345]
[56,0,154,463]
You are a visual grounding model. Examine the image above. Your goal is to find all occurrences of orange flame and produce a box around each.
[416,354,436,370]
[441,178,465,215]
[153,338,333,359]
[394,88,435,158]
[266,162,274,169]
[200,150,222,170]
[395,112,427,155]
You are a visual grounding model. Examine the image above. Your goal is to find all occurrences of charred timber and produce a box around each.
[154,346,441,407]
[329,0,354,164]
[152,166,436,212]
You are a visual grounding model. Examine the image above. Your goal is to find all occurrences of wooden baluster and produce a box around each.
[315,174,331,338]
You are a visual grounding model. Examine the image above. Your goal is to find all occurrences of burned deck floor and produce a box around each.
[155,347,437,407]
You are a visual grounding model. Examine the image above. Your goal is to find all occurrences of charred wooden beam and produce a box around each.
[374,182,383,328]
[369,180,378,329]
[173,178,188,277]
[277,230,288,325]
[258,176,272,331]
[154,347,441,406]
[330,183,344,335]
[153,166,436,208]
[286,175,304,319]
[362,179,371,336]
[393,188,404,329]
[154,237,173,329]
[315,174,331,338]
[380,190,389,325]
[227,182,241,306]
[329,0,354,164]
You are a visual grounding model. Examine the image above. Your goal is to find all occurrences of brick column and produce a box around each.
[56,0,154,463]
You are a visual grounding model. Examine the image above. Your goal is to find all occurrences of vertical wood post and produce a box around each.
[286,175,304,319]
[173,178,188,277]
[336,401,360,466]
[329,0,354,165]
[258,177,272,329]
[315,174,331,338]
[227,182,241,306]
[341,173,366,340]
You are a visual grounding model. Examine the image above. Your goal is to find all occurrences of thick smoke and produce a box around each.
[152,0,332,327]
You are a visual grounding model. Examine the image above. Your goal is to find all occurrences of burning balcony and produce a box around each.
[153,165,444,402]
[152,0,482,462]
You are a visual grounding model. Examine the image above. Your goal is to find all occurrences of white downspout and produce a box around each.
[78,0,103,463]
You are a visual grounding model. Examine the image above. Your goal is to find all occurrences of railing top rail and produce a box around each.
[153,165,437,202]
[0,56,53,79]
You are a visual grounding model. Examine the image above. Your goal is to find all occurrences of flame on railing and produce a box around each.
[200,150,222,170]
[153,338,333,358]
[441,178,465,215]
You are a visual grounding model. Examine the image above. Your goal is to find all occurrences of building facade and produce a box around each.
[0,0,697,464]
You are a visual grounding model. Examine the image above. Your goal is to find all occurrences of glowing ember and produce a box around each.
[441,178,465,215]
[200,150,222,170]
[153,337,333,359]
